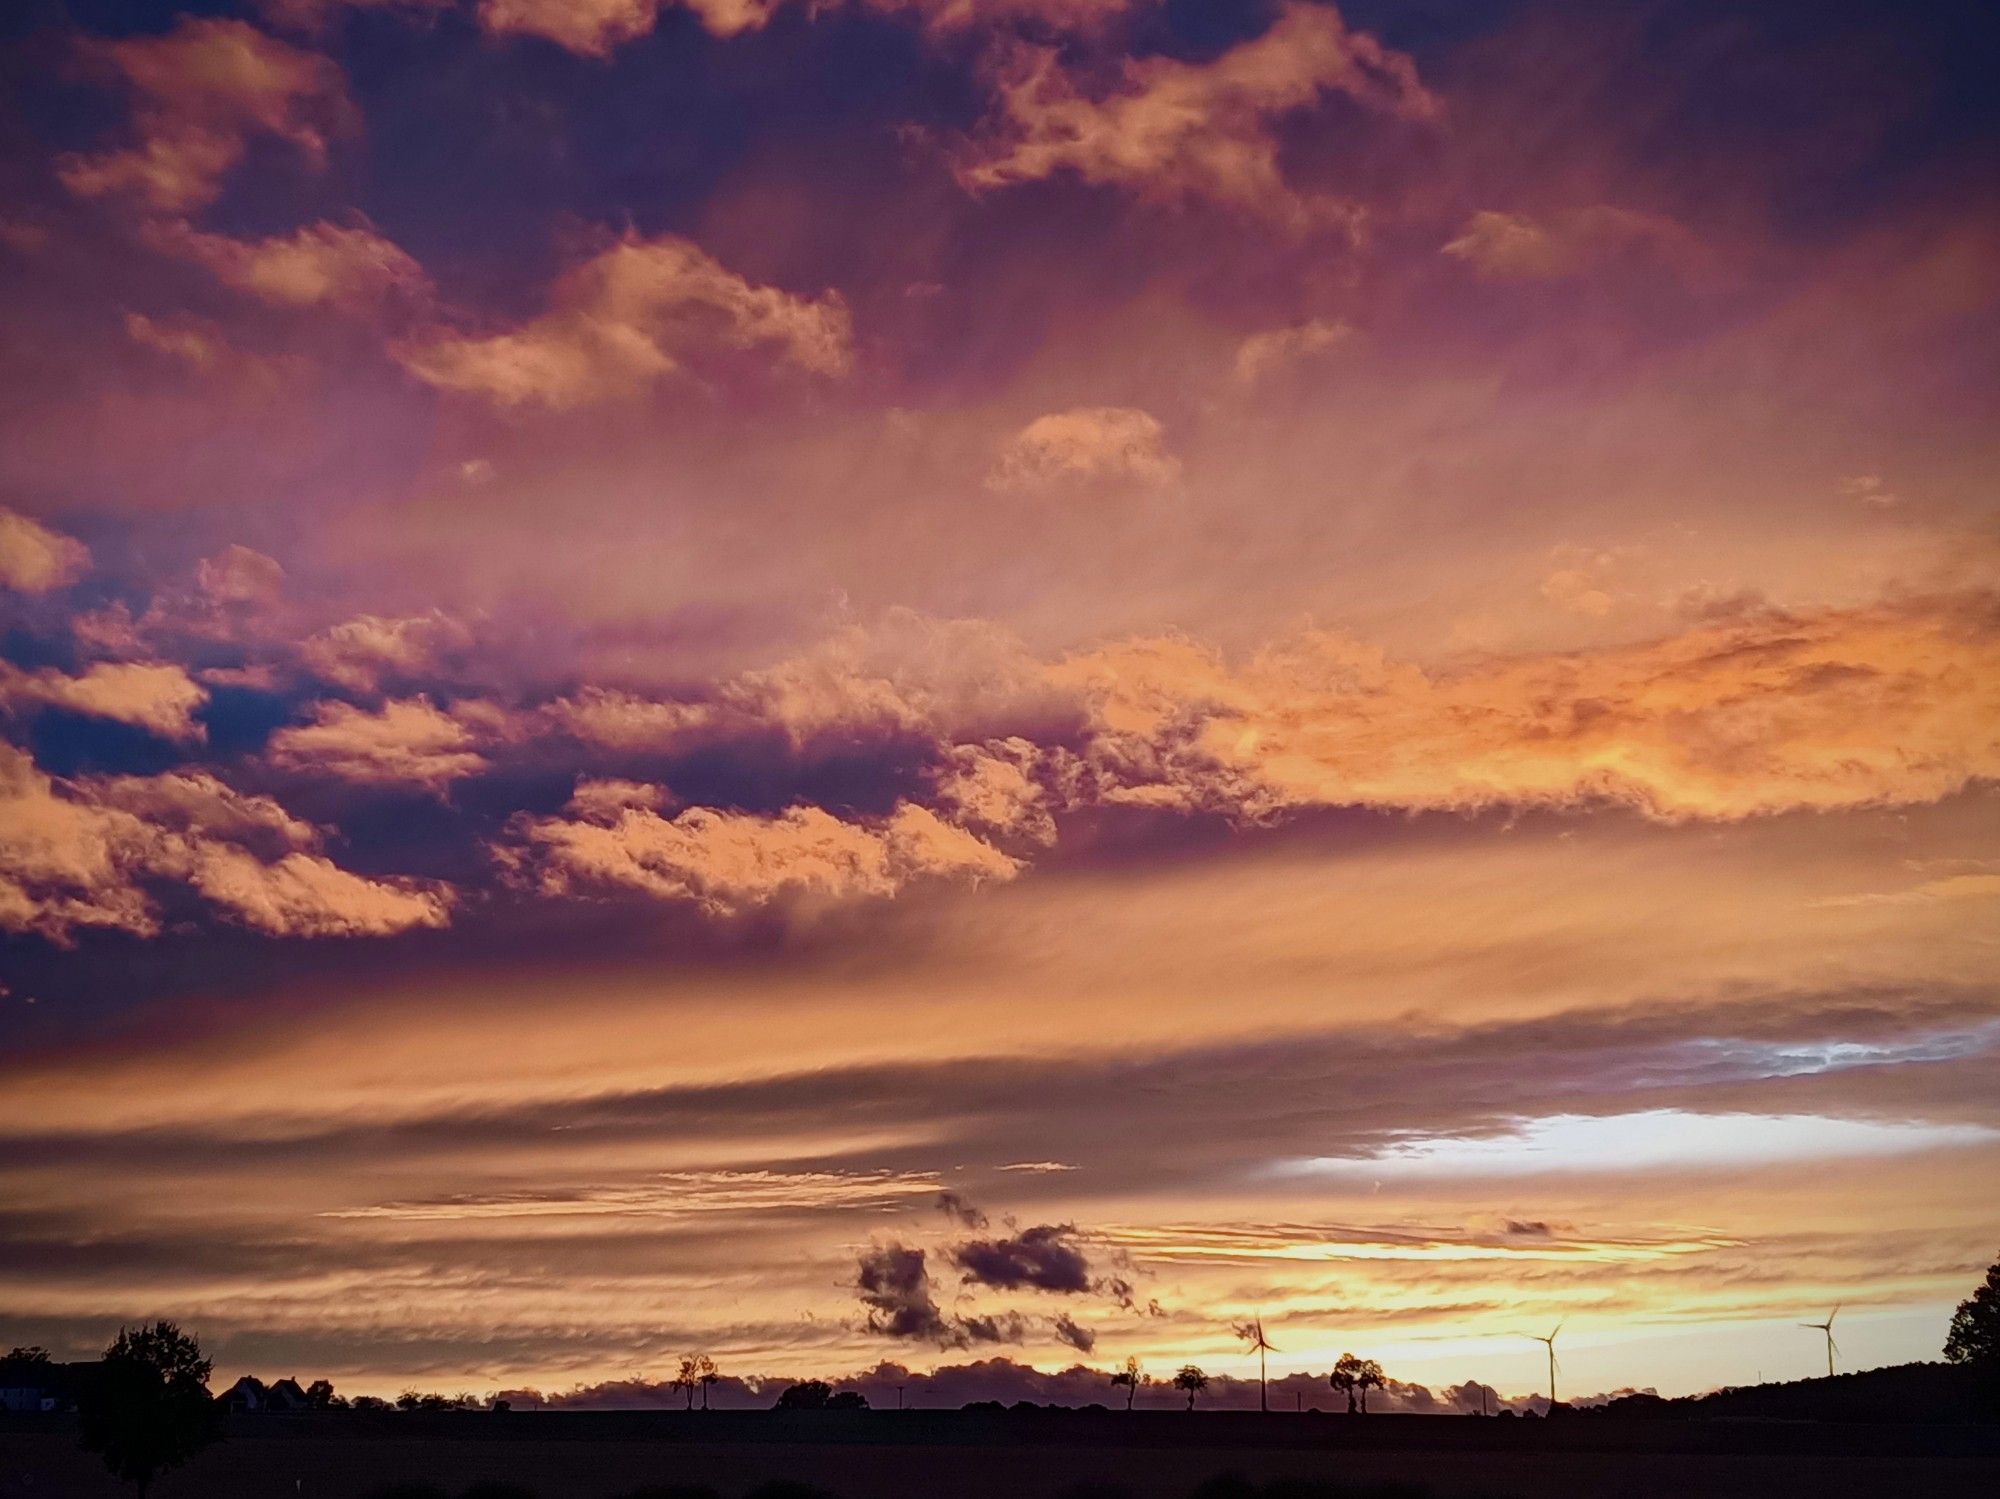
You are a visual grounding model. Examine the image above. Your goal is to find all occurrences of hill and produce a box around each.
[1588,1360,1993,1423]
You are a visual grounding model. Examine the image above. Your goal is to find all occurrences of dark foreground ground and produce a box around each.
[6,1410,2000,1499]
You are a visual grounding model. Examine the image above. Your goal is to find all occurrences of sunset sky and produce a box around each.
[1,0,1997,1408]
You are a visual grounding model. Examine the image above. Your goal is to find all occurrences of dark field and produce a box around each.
[6,1411,1999,1499]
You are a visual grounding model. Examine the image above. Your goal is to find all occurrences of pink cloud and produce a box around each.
[956,2,1437,221]
[267,697,491,789]
[396,231,852,407]
[0,510,90,594]
[57,18,355,213]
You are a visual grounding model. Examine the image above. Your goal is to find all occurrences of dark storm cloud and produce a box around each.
[951,1222,1094,1294]
[853,1241,1025,1349]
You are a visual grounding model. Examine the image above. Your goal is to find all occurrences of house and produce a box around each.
[0,1355,93,1414]
[217,1374,311,1413]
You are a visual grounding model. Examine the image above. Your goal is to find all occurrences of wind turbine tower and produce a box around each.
[1240,1316,1278,1412]
[1529,1322,1563,1409]
[1801,1305,1840,1378]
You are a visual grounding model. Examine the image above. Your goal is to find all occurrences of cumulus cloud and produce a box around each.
[535,689,715,751]
[0,747,448,942]
[988,406,1179,491]
[1443,206,1703,282]
[1233,318,1351,384]
[396,232,852,407]
[0,510,90,594]
[57,18,354,213]
[150,218,429,314]
[298,612,474,693]
[507,796,1018,915]
[1053,592,2000,822]
[957,2,1436,220]
[0,661,209,742]
[268,697,491,789]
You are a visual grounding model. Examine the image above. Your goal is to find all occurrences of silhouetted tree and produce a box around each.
[825,1390,868,1410]
[1946,1255,2000,1368]
[1109,1355,1145,1411]
[675,1356,700,1410]
[696,1354,719,1409]
[76,1322,221,1499]
[774,1380,832,1410]
[304,1378,344,1409]
[6,1346,52,1364]
[1355,1358,1386,1413]
[1172,1365,1209,1410]
[1329,1353,1361,1413]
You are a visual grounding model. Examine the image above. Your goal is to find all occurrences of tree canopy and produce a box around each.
[77,1322,221,1498]
[1946,1255,2000,1367]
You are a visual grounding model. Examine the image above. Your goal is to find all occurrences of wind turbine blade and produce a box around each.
[1828,1305,1840,1326]
[1829,1336,1840,1359]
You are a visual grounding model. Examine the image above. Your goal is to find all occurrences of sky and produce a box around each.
[0,0,1996,1408]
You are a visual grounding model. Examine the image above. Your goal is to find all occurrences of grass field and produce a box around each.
[6,1410,1999,1499]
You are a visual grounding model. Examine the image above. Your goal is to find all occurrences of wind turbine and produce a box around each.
[1801,1305,1840,1378]
[1238,1316,1279,1412]
[1528,1322,1564,1409]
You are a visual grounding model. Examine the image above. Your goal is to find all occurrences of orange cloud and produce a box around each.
[57,18,354,212]
[267,697,491,788]
[1054,592,2000,822]
[0,749,448,941]
[508,794,1018,914]
[396,232,852,407]
[1232,318,1351,384]
[0,509,90,594]
[988,406,1179,491]
[0,661,209,742]
[149,218,429,313]
[957,2,1437,220]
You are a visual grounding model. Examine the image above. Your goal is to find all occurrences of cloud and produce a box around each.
[935,1191,989,1229]
[956,2,1436,221]
[988,406,1178,491]
[396,232,852,407]
[1232,318,1351,384]
[506,797,1018,915]
[184,844,452,937]
[1053,591,2000,821]
[855,1242,954,1343]
[0,747,448,942]
[57,18,354,213]
[0,661,209,742]
[298,612,475,693]
[0,511,90,594]
[475,0,671,56]
[1443,206,1703,282]
[267,697,491,789]
[535,689,715,752]
[854,1243,1028,1348]
[1049,1312,1095,1353]
[951,1222,1094,1293]
[150,218,429,314]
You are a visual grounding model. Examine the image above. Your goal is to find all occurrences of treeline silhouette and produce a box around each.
[360,1479,1460,1499]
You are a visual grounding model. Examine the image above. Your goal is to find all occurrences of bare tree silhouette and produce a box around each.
[695,1355,719,1410]
[674,1357,700,1410]
[1109,1355,1145,1411]
[1172,1365,1209,1410]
